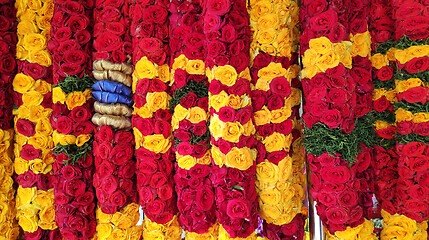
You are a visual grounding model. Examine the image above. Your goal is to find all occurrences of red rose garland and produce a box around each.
[203,0,258,238]
[248,0,307,239]
[300,0,376,237]
[91,0,142,238]
[131,0,182,237]
[49,1,97,239]
[13,0,61,237]
[169,0,217,238]
[0,1,19,238]
[369,0,399,233]
[392,0,429,236]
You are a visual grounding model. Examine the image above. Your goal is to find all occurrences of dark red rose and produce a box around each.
[401,142,425,157]
[65,179,86,197]
[325,206,349,224]
[251,90,267,111]
[398,86,428,103]
[206,0,231,15]
[193,121,207,136]
[320,165,351,184]
[196,185,215,211]
[109,143,133,165]
[376,66,394,81]
[114,130,134,145]
[397,120,414,135]
[110,190,127,207]
[405,56,429,73]
[144,5,168,24]
[414,122,429,136]
[270,77,291,98]
[101,175,119,194]
[16,170,37,188]
[96,125,114,143]
[97,161,115,179]
[20,144,42,160]
[72,121,94,135]
[157,184,173,201]
[320,109,343,129]
[180,92,198,109]
[147,199,166,215]
[373,96,390,112]
[16,119,35,137]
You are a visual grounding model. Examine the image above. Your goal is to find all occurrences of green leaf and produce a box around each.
[397,133,429,145]
[52,139,93,165]
[54,74,94,95]
[372,110,395,124]
[231,185,244,191]
[394,35,429,50]
[375,40,395,55]
[373,79,396,91]
[395,101,429,114]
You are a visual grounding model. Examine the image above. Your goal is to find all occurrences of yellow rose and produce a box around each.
[214,65,238,86]
[134,57,157,80]
[250,0,272,21]
[238,67,251,81]
[108,229,126,240]
[29,50,52,67]
[147,92,169,112]
[225,147,254,170]
[271,106,292,123]
[302,65,319,79]
[372,88,386,101]
[113,215,134,229]
[259,188,281,205]
[36,15,52,31]
[76,134,91,146]
[33,80,51,95]
[134,106,153,118]
[385,89,397,103]
[211,146,226,167]
[28,159,48,174]
[256,160,278,187]
[173,104,189,121]
[17,186,37,206]
[17,20,39,37]
[158,64,170,83]
[371,53,389,69]
[210,91,229,112]
[22,91,43,106]
[222,122,244,143]
[143,134,171,153]
[142,231,165,240]
[14,157,29,175]
[263,132,288,152]
[165,225,182,240]
[397,78,423,93]
[227,94,243,109]
[96,207,112,224]
[278,156,293,181]
[18,214,38,233]
[374,120,391,130]
[254,106,271,126]
[197,151,211,165]
[302,49,319,68]
[97,223,113,239]
[242,121,256,136]
[177,154,197,170]
[52,130,76,146]
[256,29,277,45]
[396,108,413,122]
[172,54,188,70]
[290,88,301,107]
[22,33,46,51]
[28,133,51,150]
[316,51,340,72]
[35,117,53,136]
[309,37,332,55]
[258,62,286,82]
[27,105,50,122]
[414,113,429,123]
[257,13,279,29]
[38,205,57,230]
[13,73,35,93]
[261,204,282,220]
[52,87,66,104]
[188,107,207,124]
[255,78,270,91]
[66,91,86,110]
[133,128,143,149]
[186,59,205,75]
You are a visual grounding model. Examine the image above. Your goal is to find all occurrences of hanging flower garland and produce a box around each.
[349,0,375,223]
[369,0,398,234]
[48,0,97,239]
[169,0,217,238]
[203,0,258,238]
[13,0,60,237]
[300,0,376,237]
[248,0,307,239]
[91,0,142,238]
[130,0,181,238]
[392,0,429,236]
[0,0,19,238]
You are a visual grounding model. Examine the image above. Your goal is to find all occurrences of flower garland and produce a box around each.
[248,0,307,238]
[0,0,19,238]
[169,0,217,238]
[369,0,399,234]
[91,0,142,238]
[393,0,429,236]
[203,0,258,238]
[349,0,375,224]
[13,0,59,237]
[49,0,97,239]
[130,0,180,238]
[300,0,376,237]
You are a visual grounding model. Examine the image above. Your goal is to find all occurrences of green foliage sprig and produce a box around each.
[373,78,396,90]
[373,110,396,124]
[395,101,429,114]
[54,74,94,95]
[374,136,396,150]
[169,81,208,112]
[397,133,429,145]
[395,35,429,50]
[375,40,395,55]
[394,69,429,84]
[52,140,93,165]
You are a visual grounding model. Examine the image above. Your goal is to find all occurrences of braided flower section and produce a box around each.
[300,0,376,237]
[169,0,217,238]
[13,0,59,237]
[248,0,307,238]
[91,0,141,238]
[49,0,97,239]
[393,0,429,235]
[0,0,19,238]
[203,0,258,238]
[131,0,181,238]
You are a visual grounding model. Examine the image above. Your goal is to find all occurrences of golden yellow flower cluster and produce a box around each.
[185,223,219,240]
[171,55,205,82]
[95,203,142,240]
[325,219,377,240]
[302,37,353,79]
[249,0,299,58]
[371,50,395,70]
[15,0,53,66]
[380,210,428,240]
[395,109,429,123]
[372,88,397,103]
[350,32,371,58]
[142,216,182,240]
[0,129,19,239]
[395,45,429,64]
[16,187,56,232]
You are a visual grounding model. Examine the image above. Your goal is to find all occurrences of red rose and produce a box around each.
[110,190,127,207]
[24,228,43,240]
[206,0,231,15]
[73,121,94,135]
[251,90,267,111]
[16,170,37,188]
[74,30,91,45]
[373,96,390,112]
[320,109,343,129]
[94,32,122,52]
[318,190,337,206]
[307,0,328,17]
[376,126,395,139]
[327,88,348,104]
[65,179,86,197]
[398,86,428,103]
[101,175,119,194]
[59,62,83,77]
[409,155,429,172]
[193,121,207,136]
[143,5,168,24]
[270,77,291,98]
[405,56,429,73]
[235,106,252,125]
[229,78,251,96]
[20,144,42,160]
[97,161,116,179]
[376,66,394,81]
[150,172,168,188]
[133,117,154,136]
[414,122,429,136]
[338,190,359,208]
[325,206,349,224]
[401,142,425,157]
[0,53,15,73]
[109,143,133,165]
[320,165,351,184]
[180,92,198,109]
[95,125,114,143]
[16,119,35,137]
[397,120,414,135]
[220,24,236,43]
[68,214,87,231]
[118,162,135,179]
[226,199,249,219]
[230,53,249,73]
[139,186,155,203]
[257,124,274,137]
[147,199,166,215]
[64,50,87,66]
[75,191,94,206]
[157,184,173,201]
[195,185,215,211]
[176,141,193,156]
[309,9,338,32]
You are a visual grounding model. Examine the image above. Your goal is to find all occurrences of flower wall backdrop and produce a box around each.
[1,0,429,239]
